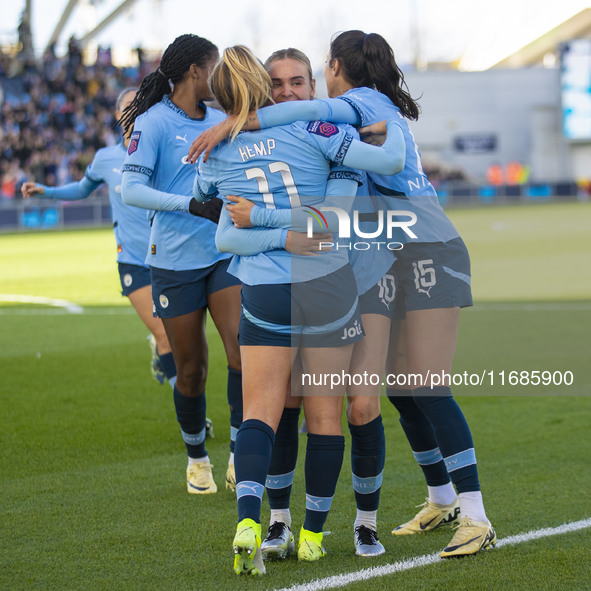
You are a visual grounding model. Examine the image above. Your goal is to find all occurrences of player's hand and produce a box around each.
[188,197,223,223]
[285,231,333,256]
[188,117,236,164]
[21,182,44,198]
[226,195,255,228]
[359,120,388,146]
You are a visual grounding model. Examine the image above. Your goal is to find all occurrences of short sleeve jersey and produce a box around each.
[338,87,459,244]
[86,143,150,267]
[196,121,357,285]
[123,96,229,270]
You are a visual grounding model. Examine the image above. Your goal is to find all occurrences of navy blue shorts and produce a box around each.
[393,237,473,319]
[358,264,397,317]
[150,258,240,319]
[118,262,151,297]
[240,264,364,348]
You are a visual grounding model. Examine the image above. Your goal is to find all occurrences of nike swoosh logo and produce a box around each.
[419,516,439,530]
[444,535,481,552]
[441,507,461,524]
[188,481,211,491]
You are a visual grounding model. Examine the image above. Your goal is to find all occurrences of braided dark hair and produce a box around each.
[118,34,218,136]
[329,30,420,121]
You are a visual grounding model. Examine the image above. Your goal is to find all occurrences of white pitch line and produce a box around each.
[495,518,591,547]
[271,518,591,591]
[0,294,83,314]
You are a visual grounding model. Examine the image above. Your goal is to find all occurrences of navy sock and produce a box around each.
[159,352,177,389]
[173,386,207,458]
[304,433,345,533]
[413,386,480,493]
[266,407,300,510]
[387,389,450,486]
[349,415,385,512]
[227,366,243,453]
[235,419,275,523]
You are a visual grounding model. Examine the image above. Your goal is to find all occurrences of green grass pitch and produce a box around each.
[1,201,590,590]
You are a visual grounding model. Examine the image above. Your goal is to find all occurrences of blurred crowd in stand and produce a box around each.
[422,164,470,192]
[1,36,155,199]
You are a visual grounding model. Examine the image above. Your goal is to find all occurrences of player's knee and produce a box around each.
[177,362,207,396]
[346,397,380,426]
[226,350,241,371]
[153,331,171,355]
[305,414,342,436]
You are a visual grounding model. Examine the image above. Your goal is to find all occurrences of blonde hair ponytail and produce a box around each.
[209,45,273,140]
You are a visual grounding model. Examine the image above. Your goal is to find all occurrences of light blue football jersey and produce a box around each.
[123,96,229,270]
[337,87,459,244]
[348,175,397,295]
[257,90,459,245]
[196,121,359,285]
[85,143,151,266]
[320,153,395,296]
